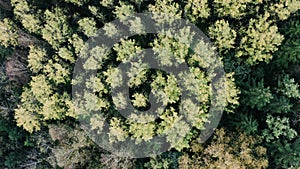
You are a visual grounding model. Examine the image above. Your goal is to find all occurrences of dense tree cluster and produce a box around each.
[0,0,299,168]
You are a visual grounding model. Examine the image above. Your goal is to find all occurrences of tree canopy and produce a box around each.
[0,0,299,168]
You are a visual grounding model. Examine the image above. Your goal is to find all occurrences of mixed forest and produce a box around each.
[0,0,300,168]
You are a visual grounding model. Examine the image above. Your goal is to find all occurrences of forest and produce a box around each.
[0,0,300,168]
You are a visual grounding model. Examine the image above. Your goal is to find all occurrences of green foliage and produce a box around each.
[262,73,300,114]
[0,116,29,168]
[274,17,300,68]
[262,115,297,142]
[266,96,293,114]
[277,74,300,99]
[242,79,273,110]
[145,151,181,169]
[4,0,300,168]
[0,46,12,58]
[229,113,259,135]
[4,152,19,168]
[269,139,300,168]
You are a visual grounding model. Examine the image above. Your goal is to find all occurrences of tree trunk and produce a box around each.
[5,49,30,84]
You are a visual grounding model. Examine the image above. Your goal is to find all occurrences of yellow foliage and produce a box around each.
[209,19,237,53]
[237,13,284,65]
[268,0,300,20]
[184,0,210,21]
[214,0,262,18]
[0,18,18,47]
